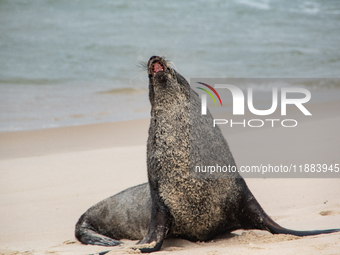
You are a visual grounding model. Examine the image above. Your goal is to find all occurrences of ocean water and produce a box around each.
[1,0,340,132]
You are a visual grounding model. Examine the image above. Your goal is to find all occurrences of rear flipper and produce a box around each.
[76,227,122,246]
[240,196,340,237]
[75,215,122,246]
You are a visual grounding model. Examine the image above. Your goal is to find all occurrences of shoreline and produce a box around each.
[1,98,339,159]
[0,118,150,159]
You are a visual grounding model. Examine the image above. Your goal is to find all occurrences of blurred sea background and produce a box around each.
[1,0,340,132]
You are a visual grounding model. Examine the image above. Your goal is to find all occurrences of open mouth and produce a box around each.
[151,61,165,75]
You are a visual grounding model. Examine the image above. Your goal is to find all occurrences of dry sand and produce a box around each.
[0,99,339,255]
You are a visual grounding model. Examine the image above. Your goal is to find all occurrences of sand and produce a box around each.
[0,99,339,255]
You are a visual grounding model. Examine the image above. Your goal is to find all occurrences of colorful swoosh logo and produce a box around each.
[196,82,223,106]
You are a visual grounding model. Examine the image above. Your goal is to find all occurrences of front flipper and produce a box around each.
[132,200,171,253]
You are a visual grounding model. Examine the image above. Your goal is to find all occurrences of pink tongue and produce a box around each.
[154,62,163,73]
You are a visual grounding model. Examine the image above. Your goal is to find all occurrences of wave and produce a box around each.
[234,0,271,10]
[289,1,320,15]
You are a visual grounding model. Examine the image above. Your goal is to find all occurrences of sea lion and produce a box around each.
[75,55,340,253]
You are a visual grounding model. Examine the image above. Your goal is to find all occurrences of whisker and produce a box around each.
[137,61,148,71]
[168,61,177,70]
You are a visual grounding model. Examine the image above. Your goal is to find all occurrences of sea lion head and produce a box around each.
[147,56,191,107]
[147,56,174,84]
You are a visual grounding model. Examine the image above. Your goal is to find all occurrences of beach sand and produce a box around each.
[0,99,339,255]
